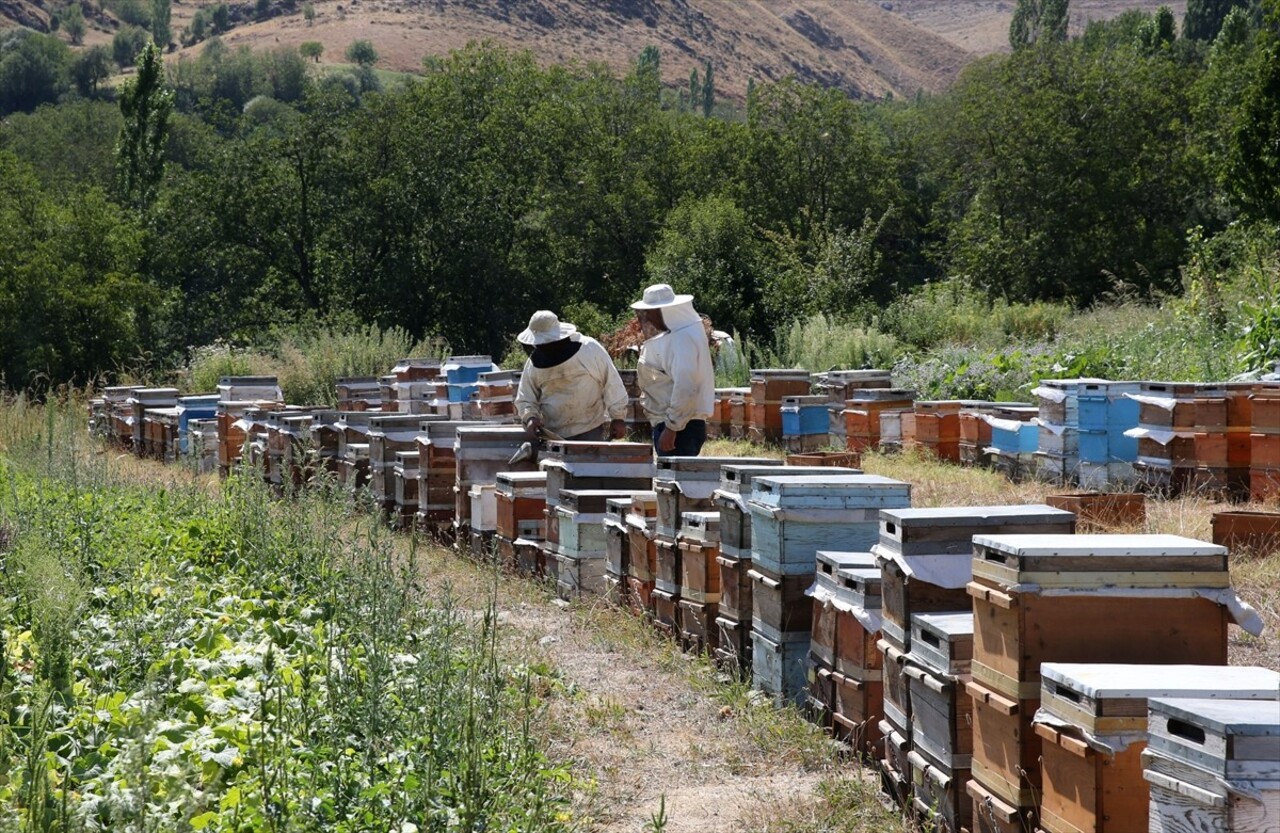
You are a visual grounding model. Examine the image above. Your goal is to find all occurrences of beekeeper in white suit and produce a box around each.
[514,310,629,441]
[631,284,716,456]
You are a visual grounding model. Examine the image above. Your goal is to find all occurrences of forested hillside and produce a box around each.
[1,0,1278,389]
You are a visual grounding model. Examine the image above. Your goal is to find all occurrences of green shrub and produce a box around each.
[880,277,1069,350]
[774,313,899,374]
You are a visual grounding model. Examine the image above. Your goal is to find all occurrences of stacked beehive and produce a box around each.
[335,377,381,411]
[749,369,812,444]
[872,505,1076,807]
[677,511,721,651]
[389,358,442,416]
[906,612,975,833]
[624,492,659,616]
[845,389,916,454]
[215,376,283,473]
[902,401,963,462]
[780,394,831,453]
[815,369,892,448]
[815,553,884,758]
[708,388,730,440]
[414,420,468,533]
[958,409,994,468]
[129,388,180,457]
[443,356,494,419]
[188,418,220,473]
[603,496,632,603]
[554,488,644,599]
[264,409,323,488]
[1250,382,1280,500]
[806,551,876,728]
[728,387,752,440]
[1143,697,1280,833]
[334,411,374,491]
[979,405,1039,480]
[468,483,498,557]
[711,462,788,671]
[965,534,1259,833]
[368,414,431,512]
[495,471,548,572]
[653,457,736,637]
[541,441,653,584]
[748,474,911,706]
[176,394,219,458]
[618,368,650,440]
[1032,378,1104,485]
[103,386,142,448]
[472,370,520,420]
[1033,663,1278,833]
[1071,380,1141,490]
[1125,382,1204,494]
[393,450,419,525]
[454,426,534,543]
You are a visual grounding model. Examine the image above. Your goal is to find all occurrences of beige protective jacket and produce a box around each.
[637,300,715,431]
[515,336,629,438]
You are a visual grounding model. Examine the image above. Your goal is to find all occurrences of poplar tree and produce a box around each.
[116,42,172,210]
[702,60,714,116]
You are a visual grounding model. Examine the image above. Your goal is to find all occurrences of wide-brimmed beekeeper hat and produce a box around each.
[630,283,694,310]
[518,310,580,346]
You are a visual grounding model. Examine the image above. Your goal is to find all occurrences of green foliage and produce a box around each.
[152,0,172,49]
[1185,0,1250,40]
[880,277,1069,350]
[111,24,150,68]
[106,0,152,28]
[1010,0,1069,49]
[0,99,121,194]
[0,408,575,831]
[70,44,111,97]
[1135,6,1178,53]
[345,39,378,68]
[211,2,230,33]
[300,40,323,62]
[0,30,70,116]
[61,2,87,45]
[116,41,172,210]
[303,1,315,23]
[772,313,900,374]
[635,44,660,103]
[0,152,151,386]
[1228,0,1280,222]
[702,59,714,117]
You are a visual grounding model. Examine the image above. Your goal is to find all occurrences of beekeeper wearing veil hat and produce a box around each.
[514,310,629,442]
[631,284,716,456]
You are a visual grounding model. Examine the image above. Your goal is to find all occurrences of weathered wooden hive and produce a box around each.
[780,394,830,453]
[367,414,428,507]
[906,611,975,833]
[806,550,877,729]
[624,492,659,616]
[1143,697,1280,833]
[844,388,916,454]
[816,369,892,446]
[603,496,632,604]
[748,474,910,707]
[749,369,812,443]
[554,488,645,601]
[413,420,468,529]
[964,533,1262,832]
[677,510,721,652]
[1249,382,1280,501]
[1034,663,1279,833]
[495,471,548,543]
[454,426,536,538]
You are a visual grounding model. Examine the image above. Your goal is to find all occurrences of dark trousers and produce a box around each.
[653,420,707,457]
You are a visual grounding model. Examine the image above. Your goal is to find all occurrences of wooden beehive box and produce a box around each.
[909,748,972,833]
[1035,664,1280,833]
[717,552,752,621]
[1211,510,1280,556]
[454,426,537,527]
[414,420,467,524]
[965,533,1250,811]
[1045,492,1145,530]
[910,611,974,680]
[906,614,974,774]
[495,471,547,540]
[604,496,631,579]
[833,564,883,678]
[469,484,497,533]
[752,629,811,706]
[679,598,718,653]
[394,450,419,510]
[874,504,1074,650]
[1144,697,1280,833]
[678,537,720,604]
[656,456,773,538]
[879,639,912,735]
[557,489,637,556]
[809,551,877,667]
[749,369,812,442]
[750,563,816,641]
[680,510,720,545]
[748,475,911,576]
[654,537,681,597]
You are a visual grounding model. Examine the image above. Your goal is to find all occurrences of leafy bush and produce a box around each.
[0,404,574,831]
[772,313,899,374]
[880,277,1069,351]
[112,24,151,68]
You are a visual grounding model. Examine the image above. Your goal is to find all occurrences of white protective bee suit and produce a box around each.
[636,292,716,431]
[515,334,629,440]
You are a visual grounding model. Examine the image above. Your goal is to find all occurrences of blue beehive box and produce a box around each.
[177,394,219,455]
[444,355,493,386]
[447,383,478,403]
[748,475,912,575]
[1079,429,1110,462]
[781,396,830,437]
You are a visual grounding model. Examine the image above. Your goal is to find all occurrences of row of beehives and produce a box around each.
[727,375,1280,501]
[438,442,1276,833]
[86,381,1279,833]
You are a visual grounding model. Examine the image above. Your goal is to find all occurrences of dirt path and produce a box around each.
[409,541,899,833]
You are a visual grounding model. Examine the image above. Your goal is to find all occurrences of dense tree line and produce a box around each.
[1,0,1278,387]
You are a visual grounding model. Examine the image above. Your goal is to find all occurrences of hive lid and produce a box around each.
[972,533,1226,558]
[817,550,878,572]
[881,505,1073,528]
[913,611,974,641]
[1043,664,1280,703]
[1148,697,1280,741]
